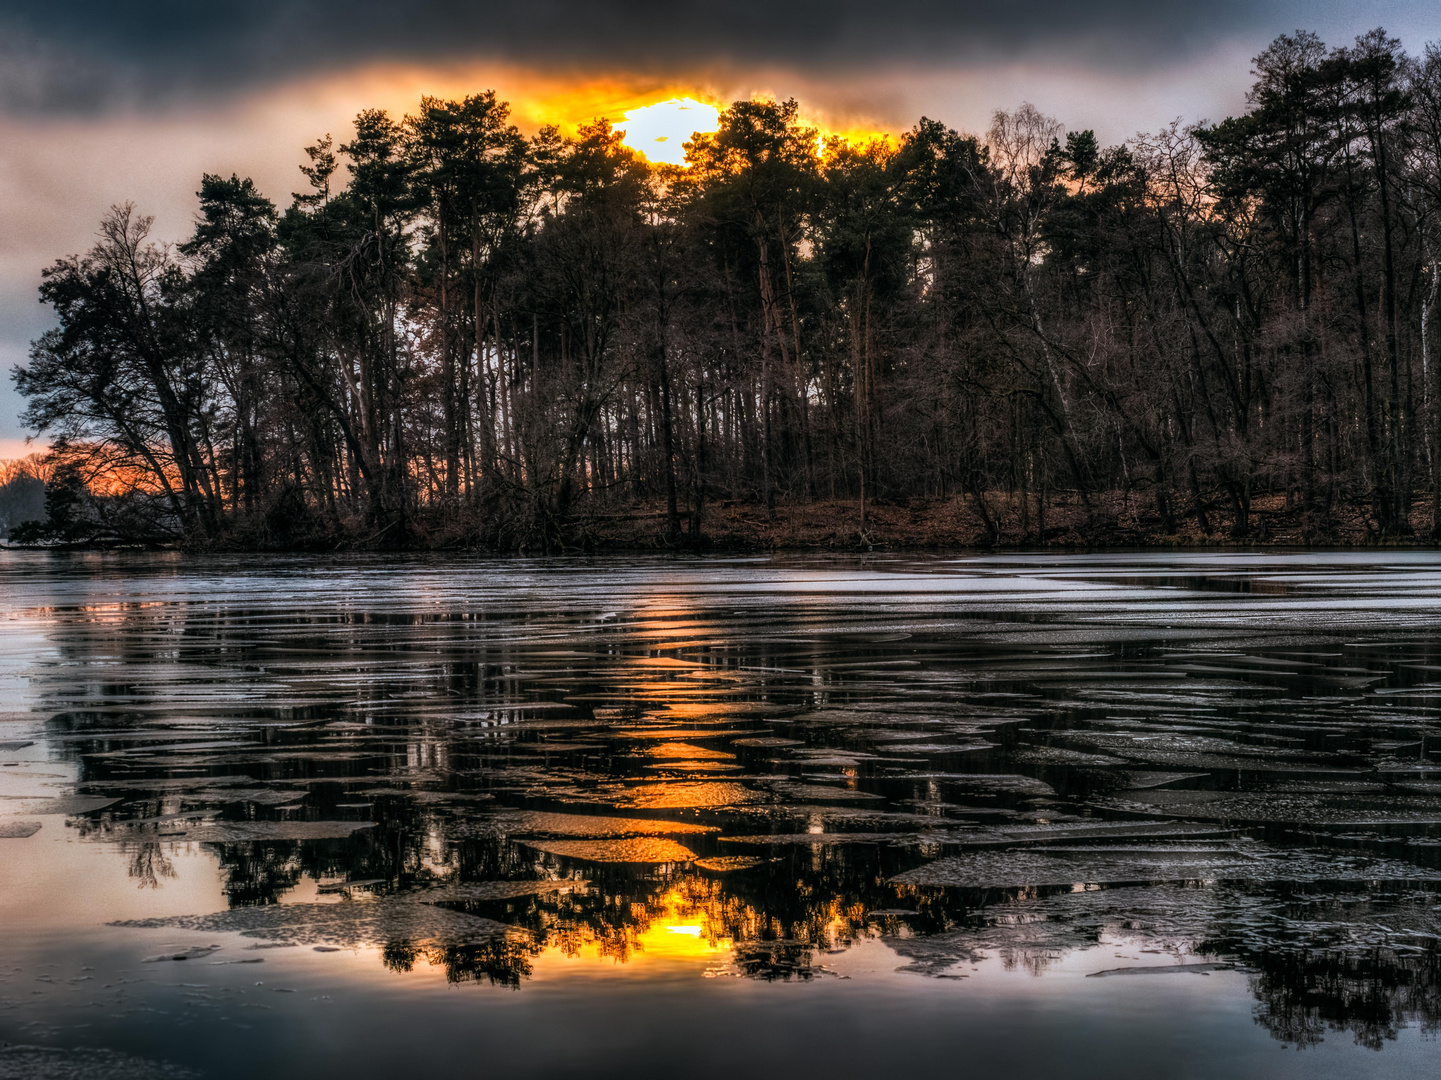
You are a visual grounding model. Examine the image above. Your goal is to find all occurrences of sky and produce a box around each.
[3,0,1441,455]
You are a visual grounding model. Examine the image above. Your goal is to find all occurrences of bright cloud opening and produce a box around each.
[616,96,720,165]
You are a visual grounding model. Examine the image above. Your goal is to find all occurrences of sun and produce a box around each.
[616,97,720,166]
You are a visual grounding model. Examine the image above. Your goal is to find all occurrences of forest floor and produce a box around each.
[580,491,1441,551]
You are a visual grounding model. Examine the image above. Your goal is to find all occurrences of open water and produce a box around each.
[3,551,1441,1077]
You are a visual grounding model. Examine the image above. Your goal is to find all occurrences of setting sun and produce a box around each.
[616,96,720,165]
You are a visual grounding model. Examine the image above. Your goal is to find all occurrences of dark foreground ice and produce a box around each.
[3,551,1441,1078]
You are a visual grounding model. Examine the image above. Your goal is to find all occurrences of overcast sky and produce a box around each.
[4,0,1441,451]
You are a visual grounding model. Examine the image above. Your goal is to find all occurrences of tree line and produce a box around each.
[12,28,1441,547]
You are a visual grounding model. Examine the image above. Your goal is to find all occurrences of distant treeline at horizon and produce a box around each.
[10,28,1441,548]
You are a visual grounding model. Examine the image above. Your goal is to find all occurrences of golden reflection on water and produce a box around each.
[475,880,745,980]
[616,886,735,963]
[644,741,736,760]
[523,874,858,972]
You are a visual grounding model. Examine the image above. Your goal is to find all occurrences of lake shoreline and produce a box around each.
[7,491,1441,553]
[579,492,1441,553]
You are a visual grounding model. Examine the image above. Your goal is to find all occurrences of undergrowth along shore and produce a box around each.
[582,493,1441,552]
[8,492,1441,553]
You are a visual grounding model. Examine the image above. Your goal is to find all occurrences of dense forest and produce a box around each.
[9,28,1441,548]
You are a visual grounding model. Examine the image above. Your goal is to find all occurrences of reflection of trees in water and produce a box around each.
[1243,946,1441,1050]
[58,772,1441,1047]
[181,812,1441,1047]
[427,872,845,981]
[215,844,306,905]
[207,818,446,906]
[127,842,176,889]
[420,847,944,980]
[32,595,1441,1048]
[439,869,667,965]
[729,940,823,980]
[1192,887,1441,1050]
[384,937,539,988]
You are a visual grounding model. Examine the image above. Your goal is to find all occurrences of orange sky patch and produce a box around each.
[253,63,898,164]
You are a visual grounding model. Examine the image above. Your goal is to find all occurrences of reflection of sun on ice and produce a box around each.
[533,885,735,974]
[617,97,720,166]
[636,888,732,960]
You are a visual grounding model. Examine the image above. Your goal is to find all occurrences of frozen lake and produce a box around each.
[2,551,1441,1078]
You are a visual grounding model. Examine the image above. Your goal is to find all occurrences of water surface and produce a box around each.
[3,552,1441,1078]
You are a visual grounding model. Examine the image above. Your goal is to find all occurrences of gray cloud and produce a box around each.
[0,0,1295,113]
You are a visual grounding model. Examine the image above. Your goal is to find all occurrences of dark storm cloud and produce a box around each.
[0,0,1287,112]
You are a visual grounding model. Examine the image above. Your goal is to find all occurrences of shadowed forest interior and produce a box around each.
[10,29,1441,548]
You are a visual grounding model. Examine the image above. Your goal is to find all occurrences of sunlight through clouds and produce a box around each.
[616,97,720,164]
